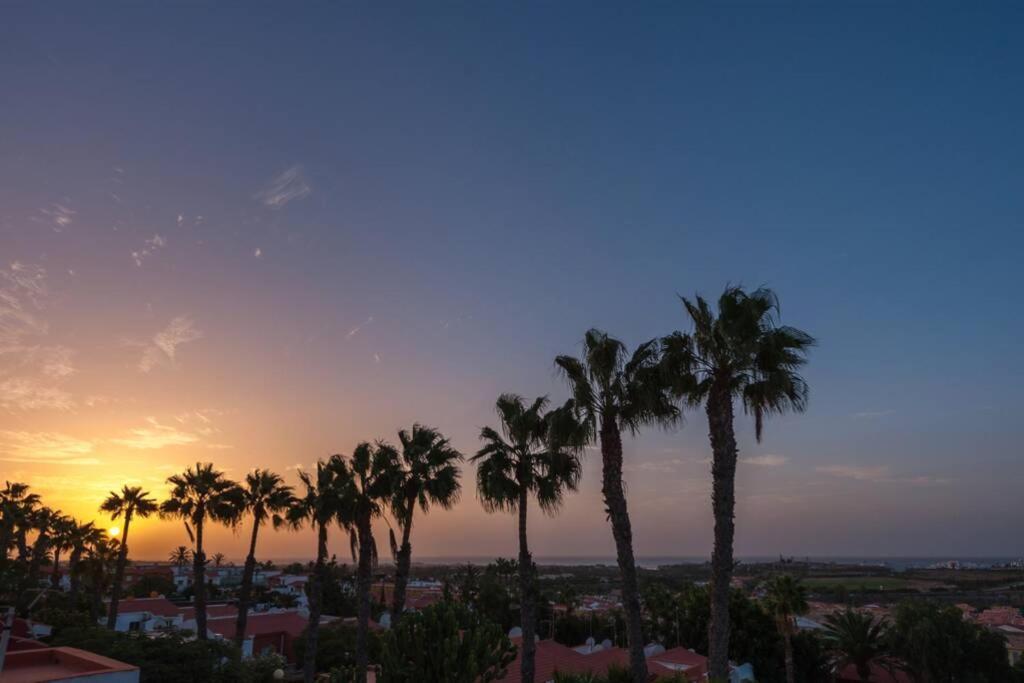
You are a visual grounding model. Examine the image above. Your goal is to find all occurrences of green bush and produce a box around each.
[377,601,516,683]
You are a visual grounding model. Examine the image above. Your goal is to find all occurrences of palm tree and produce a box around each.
[235,469,294,648]
[100,486,158,629]
[212,552,225,568]
[764,575,808,683]
[556,330,678,683]
[159,463,243,640]
[287,455,352,683]
[83,533,118,622]
[0,481,40,560]
[340,442,400,683]
[169,545,192,568]
[49,514,75,588]
[67,521,104,606]
[661,287,814,679]
[473,394,583,683]
[822,609,891,682]
[389,424,463,619]
[21,506,60,612]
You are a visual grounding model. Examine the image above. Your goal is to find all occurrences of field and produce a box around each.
[800,576,917,591]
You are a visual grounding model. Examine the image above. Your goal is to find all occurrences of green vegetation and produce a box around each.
[376,601,516,683]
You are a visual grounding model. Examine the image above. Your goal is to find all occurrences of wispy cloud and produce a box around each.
[346,316,374,340]
[0,377,74,411]
[132,234,167,267]
[0,430,99,465]
[38,203,75,230]
[852,410,894,419]
[138,316,203,372]
[816,464,949,486]
[628,458,686,474]
[816,464,890,481]
[113,417,199,449]
[255,165,311,208]
[742,454,789,467]
[254,247,262,258]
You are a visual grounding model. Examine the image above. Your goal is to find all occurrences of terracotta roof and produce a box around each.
[499,639,708,682]
[180,604,238,621]
[110,596,181,617]
[205,611,308,640]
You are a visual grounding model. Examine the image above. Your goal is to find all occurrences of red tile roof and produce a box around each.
[204,611,309,640]
[110,596,181,617]
[499,640,708,682]
[180,604,238,621]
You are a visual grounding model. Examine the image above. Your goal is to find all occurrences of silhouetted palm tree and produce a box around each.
[389,424,462,619]
[67,521,104,606]
[0,482,40,561]
[83,533,118,623]
[235,469,294,648]
[340,442,400,683]
[287,456,351,683]
[49,513,75,588]
[100,486,158,629]
[661,287,814,679]
[100,485,157,630]
[764,575,808,683]
[169,545,192,568]
[556,330,677,683]
[473,394,583,683]
[822,608,890,682]
[159,463,243,640]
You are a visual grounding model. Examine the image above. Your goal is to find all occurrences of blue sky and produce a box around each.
[1,3,1022,559]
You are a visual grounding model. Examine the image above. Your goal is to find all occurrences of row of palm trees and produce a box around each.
[3,285,813,683]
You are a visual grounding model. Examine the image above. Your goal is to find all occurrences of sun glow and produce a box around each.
[108,526,120,537]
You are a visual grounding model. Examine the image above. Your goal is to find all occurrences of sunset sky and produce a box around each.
[2,4,1022,562]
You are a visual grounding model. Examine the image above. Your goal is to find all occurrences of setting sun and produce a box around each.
[108,526,120,537]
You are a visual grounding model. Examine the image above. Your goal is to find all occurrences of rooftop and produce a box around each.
[0,647,139,683]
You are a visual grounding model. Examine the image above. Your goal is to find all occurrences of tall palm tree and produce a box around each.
[472,394,583,683]
[764,575,808,683]
[49,514,75,588]
[822,609,891,682]
[67,521,104,606]
[340,442,400,683]
[661,287,814,679]
[556,330,678,683]
[235,469,294,648]
[389,424,463,619]
[159,463,243,640]
[287,456,352,683]
[100,486,158,629]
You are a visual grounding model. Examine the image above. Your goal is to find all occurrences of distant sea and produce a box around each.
[166,555,1023,572]
[410,556,1024,571]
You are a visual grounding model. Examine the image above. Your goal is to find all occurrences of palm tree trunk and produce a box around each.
[235,518,261,648]
[391,495,416,619]
[600,416,647,683]
[355,516,374,683]
[68,547,83,605]
[106,513,131,630]
[193,517,208,640]
[304,523,328,683]
[783,625,795,683]
[20,530,50,614]
[50,548,62,588]
[90,568,104,622]
[517,489,536,683]
[706,379,738,681]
